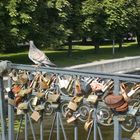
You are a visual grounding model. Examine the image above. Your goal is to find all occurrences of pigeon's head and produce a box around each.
[29,40,34,46]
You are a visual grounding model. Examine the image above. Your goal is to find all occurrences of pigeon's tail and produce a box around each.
[43,61,57,67]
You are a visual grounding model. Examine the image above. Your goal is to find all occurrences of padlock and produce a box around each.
[8,90,15,99]
[75,79,82,95]
[128,102,140,116]
[12,85,21,94]
[39,75,50,89]
[31,96,38,106]
[35,104,45,111]
[8,98,15,106]
[72,96,84,103]
[117,115,126,122]
[31,111,41,122]
[90,80,103,92]
[101,80,114,92]
[18,71,28,84]
[16,108,24,115]
[67,101,78,111]
[47,93,60,102]
[58,76,69,89]
[51,103,59,109]
[127,84,140,97]
[84,109,94,131]
[66,79,74,94]
[36,92,45,99]
[14,96,22,106]
[86,94,98,104]
[18,88,32,97]
[67,113,80,124]
[17,102,28,110]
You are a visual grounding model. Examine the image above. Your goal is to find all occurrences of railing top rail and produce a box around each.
[8,63,140,82]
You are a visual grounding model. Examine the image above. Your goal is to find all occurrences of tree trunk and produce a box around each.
[82,37,87,45]
[136,32,140,48]
[92,37,100,53]
[94,43,100,53]
[118,38,123,51]
[67,37,72,57]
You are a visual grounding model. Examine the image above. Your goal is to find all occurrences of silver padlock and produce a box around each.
[128,102,140,116]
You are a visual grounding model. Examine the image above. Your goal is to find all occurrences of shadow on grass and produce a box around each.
[0,43,140,67]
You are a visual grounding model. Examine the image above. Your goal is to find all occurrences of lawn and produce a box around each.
[0,41,140,67]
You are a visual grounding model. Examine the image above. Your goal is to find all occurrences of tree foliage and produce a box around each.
[0,0,140,52]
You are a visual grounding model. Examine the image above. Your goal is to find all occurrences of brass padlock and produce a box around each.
[18,88,32,97]
[8,98,15,106]
[67,101,78,111]
[86,94,98,104]
[72,96,84,103]
[47,93,60,102]
[84,109,94,131]
[18,102,28,110]
[36,92,45,99]
[18,71,28,85]
[31,111,41,122]
[16,108,24,115]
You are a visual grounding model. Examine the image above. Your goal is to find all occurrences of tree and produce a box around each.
[82,0,107,53]
[104,0,131,50]
[127,0,140,47]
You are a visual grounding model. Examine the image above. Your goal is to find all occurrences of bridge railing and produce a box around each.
[0,62,140,140]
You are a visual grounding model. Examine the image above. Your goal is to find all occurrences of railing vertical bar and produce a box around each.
[25,113,28,140]
[27,113,36,140]
[97,125,103,140]
[58,113,67,140]
[0,77,7,140]
[93,106,97,140]
[40,112,44,140]
[8,77,14,140]
[48,113,57,140]
[114,78,122,140]
[16,115,23,140]
[74,121,78,140]
[57,111,60,140]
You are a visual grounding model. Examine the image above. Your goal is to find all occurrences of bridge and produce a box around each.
[0,61,140,140]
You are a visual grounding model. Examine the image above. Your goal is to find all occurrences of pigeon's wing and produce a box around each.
[42,58,56,67]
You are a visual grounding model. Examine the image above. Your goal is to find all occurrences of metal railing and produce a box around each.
[0,62,140,140]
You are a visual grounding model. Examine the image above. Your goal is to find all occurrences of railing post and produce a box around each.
[0,76,7,140]
[114,78,122,140]
[8,77,14,140]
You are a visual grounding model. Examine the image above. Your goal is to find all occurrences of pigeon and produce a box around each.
[28,40,56,67]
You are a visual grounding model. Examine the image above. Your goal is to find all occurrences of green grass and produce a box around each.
[0,41,140,67]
